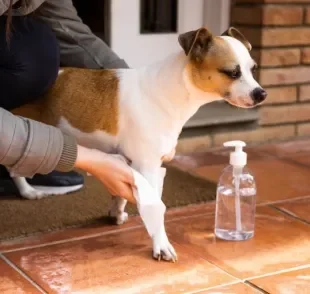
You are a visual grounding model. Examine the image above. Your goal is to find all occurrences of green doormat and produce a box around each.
[0,166,216,240]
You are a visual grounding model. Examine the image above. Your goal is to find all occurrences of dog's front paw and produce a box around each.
[108,209,129,225]
[152,230,177,262]
[20,187,50,200]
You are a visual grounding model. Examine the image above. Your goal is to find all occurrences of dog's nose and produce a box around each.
[251,87,267,104]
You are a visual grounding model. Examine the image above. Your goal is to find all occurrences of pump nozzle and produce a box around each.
[223,140,247,167]
[223,140,246,149]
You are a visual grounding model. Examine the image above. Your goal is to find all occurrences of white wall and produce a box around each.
[110,0,230,68]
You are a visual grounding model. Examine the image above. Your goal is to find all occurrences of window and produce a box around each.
[140,0,178,34]
[72,0,111,45]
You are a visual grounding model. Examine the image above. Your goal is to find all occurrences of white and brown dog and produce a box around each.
[11,27,266,261]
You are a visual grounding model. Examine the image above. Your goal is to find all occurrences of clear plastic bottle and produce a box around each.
[214,141,257,241]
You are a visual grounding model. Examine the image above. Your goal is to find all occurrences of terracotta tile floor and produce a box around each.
[1,139,310,293]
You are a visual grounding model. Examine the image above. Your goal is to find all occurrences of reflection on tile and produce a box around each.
[0,216,142,252]
[199,282,261,294]
[171,152,227,170]
[210,147,273,161]
[194,159,310,203]
[289,154,310,167]
[273,197,310,223]
[250,266,310,294]
[0,203,216,253]
[257,139,310,158]
[171,148,271,171]
[5,227,236,294]
[0,258,41,293]
[166,206,310,279]
[165,202,216,221]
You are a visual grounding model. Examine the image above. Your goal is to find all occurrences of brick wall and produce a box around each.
[177,0,310,153]
[231,0,310,142]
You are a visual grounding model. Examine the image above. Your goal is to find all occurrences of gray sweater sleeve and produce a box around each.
[35,0,129,69]
[0,108,77,177]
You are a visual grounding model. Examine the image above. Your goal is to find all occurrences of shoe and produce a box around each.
[26,170,84,195]
[0,165,84,196]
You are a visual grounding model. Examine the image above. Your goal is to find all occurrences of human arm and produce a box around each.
[0,107,135,202]
[74,146,136,203]
[0,107,77,177]
[35,0,129,69]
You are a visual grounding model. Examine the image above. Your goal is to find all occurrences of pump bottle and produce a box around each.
[214,140,257,241]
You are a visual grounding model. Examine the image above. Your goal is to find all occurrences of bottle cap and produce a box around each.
[223,140,247,167]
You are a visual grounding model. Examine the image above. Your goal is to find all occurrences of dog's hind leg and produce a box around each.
[109,196,128,225]
[107,154,130,225]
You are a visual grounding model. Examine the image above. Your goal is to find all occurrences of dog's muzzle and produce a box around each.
[250,87,267,104]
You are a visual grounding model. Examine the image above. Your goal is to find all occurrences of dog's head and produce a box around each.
[178,27,266,108]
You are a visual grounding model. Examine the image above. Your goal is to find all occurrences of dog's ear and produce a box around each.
[178,28,213,62]
[221,27,252,51]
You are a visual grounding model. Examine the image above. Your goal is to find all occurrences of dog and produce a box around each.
[11,27,267,261]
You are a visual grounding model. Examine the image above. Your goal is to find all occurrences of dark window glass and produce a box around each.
[140,0,178,34]
[72,0,111,45]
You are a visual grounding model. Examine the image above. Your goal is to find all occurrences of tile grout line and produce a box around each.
[0,253,47,294]
[1,224,144,253]
[278,155,310,170]
[185,280,268,294]
[257,194,310,206]
[244,281,270,294]
[1,195,306,253]
[184,281,240,294]
[268,205,310,225]
[1,212,215,254]
[170,237,309,293]
[165,212,215,223]
[165,238,245,287]
[256,146,310,168]
[243,264,310,281]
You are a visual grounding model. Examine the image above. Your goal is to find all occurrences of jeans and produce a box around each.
[0,16,59,110]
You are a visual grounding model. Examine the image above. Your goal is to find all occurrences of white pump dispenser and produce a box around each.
[223,140,247,167]
[214,140,257,241]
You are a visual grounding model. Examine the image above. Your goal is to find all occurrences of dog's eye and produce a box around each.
[219,67,241,79]
[230,69,241,79]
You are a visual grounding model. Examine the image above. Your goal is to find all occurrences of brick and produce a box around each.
[297,123,310,136]
[262,28,310,47]
[300,85,310,101]
[260,104,310,125]
[213,125,295,146]
[306,7,310,24]
[264,86,297,104]
[259,66,310,86]
[252,48,300,67]
[301,48,310,64]
[232,6,303,25]
[232,7,262,25]
[235,0,310,3]
[251,50,260,63]
[238,27,310,47]
[235,27,262,48]
[176,135,211,154]
[263,6,303,25]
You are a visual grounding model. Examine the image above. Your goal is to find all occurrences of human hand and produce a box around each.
[74,145,136,203]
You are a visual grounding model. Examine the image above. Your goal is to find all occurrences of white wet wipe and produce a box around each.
[131,167,166,237]
[87,154,167,237]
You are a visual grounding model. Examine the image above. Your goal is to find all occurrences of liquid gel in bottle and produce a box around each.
[215,140,257,241]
